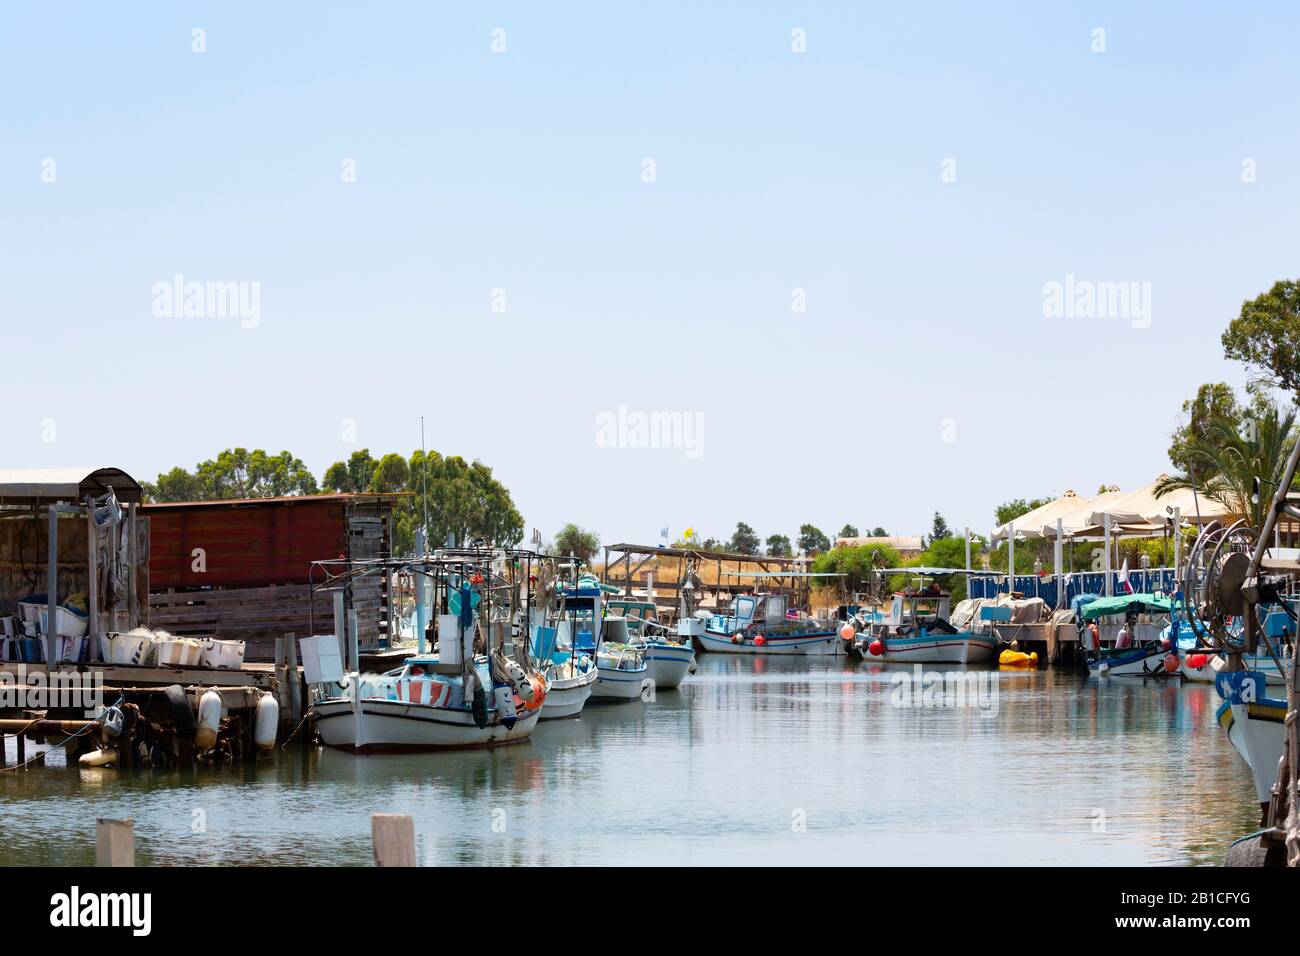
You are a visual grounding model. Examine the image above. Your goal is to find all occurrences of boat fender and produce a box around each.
[253,693,279,753]
[195,690,222,751]
[839,625,855,641]
[1098,661,1110,675]
[163,684,197,739]
[1163,653,1179,674]
[868,639,884,657]
[754,635,766,647]
[79,748,117,768]
[99,705,125,738]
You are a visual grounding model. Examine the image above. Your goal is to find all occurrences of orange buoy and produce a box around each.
[1163,653,1179,673]
[754,635,767,647]
[1187,653,1208,669]
[839,625,855,641]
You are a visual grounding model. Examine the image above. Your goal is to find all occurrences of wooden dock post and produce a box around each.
[285,632,302,725]
[96,818,134,867]
[371,813,416,867]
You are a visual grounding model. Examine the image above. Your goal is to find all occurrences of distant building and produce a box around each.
[833,535,925,558]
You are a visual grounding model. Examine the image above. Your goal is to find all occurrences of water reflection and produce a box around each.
[0,655,1259,866]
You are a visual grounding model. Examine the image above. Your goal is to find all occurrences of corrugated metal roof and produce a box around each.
[140,493,407,510]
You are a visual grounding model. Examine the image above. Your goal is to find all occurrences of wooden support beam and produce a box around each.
[96,818,134,867]
[372,813,416,866]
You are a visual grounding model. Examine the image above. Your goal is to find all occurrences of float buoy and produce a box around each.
[253,693,279,754]
[1163,654,1179,674]
[1187,653,1208,669]
[754,635,767,647]
[868,639,884,657]
[731,634,744,644]
[195,690,222,750]
[839,625,855,641]
[79,748,117,768]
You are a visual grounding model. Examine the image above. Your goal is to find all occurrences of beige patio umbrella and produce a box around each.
[1081,475,1228,535]
[1040,487,1129,540]
[991,490,1087,543]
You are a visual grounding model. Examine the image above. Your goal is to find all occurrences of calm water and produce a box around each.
[0,655,1260,866]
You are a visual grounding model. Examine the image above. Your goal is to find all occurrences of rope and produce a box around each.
[1,695,124,772]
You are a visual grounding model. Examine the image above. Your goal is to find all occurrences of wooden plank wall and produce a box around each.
[145,499,393,662]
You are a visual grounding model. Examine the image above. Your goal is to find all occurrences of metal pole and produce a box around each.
[415,529,428,654]
[1007,524,1015,596]
[1054,517,1064,609]
[964,526,971,596]
[46,506,59,668]
[1103,513,1113,597]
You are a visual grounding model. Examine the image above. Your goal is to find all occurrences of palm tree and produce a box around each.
[1155,399,1297,528]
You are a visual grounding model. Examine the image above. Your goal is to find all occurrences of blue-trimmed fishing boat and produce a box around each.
[698,592,841,655]
[606,598,696,688]
[1215,669,1286,807]
[856,574,996,664]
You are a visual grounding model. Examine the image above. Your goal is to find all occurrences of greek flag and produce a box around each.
[660,527,669,539]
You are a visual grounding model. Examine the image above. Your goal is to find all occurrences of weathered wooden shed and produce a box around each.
[0,467,149,664]
[141,494,402,661]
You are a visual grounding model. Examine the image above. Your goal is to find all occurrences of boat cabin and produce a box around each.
[883,588,952,627]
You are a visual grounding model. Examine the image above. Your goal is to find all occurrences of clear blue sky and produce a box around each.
[3,2,1297,546]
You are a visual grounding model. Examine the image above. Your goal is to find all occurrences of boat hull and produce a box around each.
[644,642,695,688]
[1087,646,1173,677]
[1219,699,1285,804]
[697,629,841,655]
[591,665,648,702]
[539,666,597,720]
[314,698,541,752]
[876,633,996,664]
[1182,653,1286,686]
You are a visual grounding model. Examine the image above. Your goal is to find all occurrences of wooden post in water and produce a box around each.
[96,818,134,867]
[372,813,416,866]
[285,632,302,725]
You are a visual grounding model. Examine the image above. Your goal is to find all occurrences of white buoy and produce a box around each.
[254,693,279,754]
[79,748,117,768]
[196,690,222,750]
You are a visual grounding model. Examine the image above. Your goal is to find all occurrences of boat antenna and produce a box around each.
[420,416,430,553]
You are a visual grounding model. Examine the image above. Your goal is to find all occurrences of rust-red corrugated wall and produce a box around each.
[143,499,350,589]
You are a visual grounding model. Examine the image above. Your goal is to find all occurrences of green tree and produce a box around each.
[870,526,888,537]
[729,522,760,555]
[369,453,410,493]
[797,524,831,554]
[765,533,793,557]
[146,448,317,501]
[321,449,378,493]
[1168,383,1243,474]
[812,544,902,592]
[1222,279,1300,396]
[1154,396,1298,528]
[838,523,858,538]
[551,523,600,564]
[930,512,951,541]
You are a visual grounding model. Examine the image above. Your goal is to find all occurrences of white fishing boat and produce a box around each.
[1216,669,1285,807]
[699,592,841,655]
[314,655,547,751]
[529,620,599,719]
[855,571,996,664]
[538,655,597,718]
[307,550,549,752]
[555,583,649,702]
[1079,592,1179,678]
[606,599,696,689]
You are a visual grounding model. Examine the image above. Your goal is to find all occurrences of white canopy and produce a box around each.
[1040,487,1128,539]
[991,490,1088,542]
[1083,475,1228,534]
